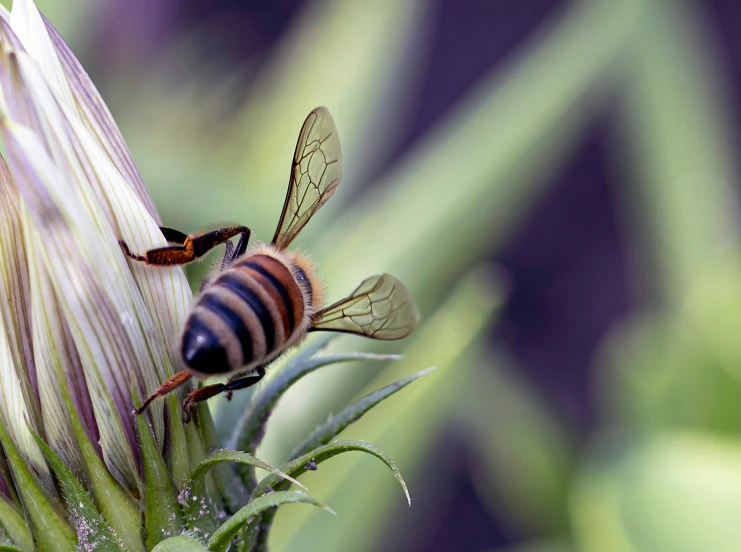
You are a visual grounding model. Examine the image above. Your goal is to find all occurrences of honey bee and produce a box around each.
[121,107,419,421]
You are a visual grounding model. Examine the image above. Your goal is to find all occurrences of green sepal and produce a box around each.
[207,491,334,552]
[0,545,24,551]
[182,449,303,539]
[0,495,32,551]
[30,432,123,552]
[195,399,248,511]
[165,392,190,488]
[289,367,435,459]
[255,440,409,504]
[0,420,76,551]
[134,400,183,549]
[151,535,210,551]
[63,387,143,552]
[0,450,19,508]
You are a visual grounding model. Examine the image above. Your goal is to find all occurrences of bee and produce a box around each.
[121,107,419,421]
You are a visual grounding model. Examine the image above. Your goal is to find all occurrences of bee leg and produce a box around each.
[120,225,251,266]
[181,366,267,423]
[134,370,192,415]
[181,383,227,423]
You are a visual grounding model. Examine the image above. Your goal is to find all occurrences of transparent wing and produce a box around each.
[272,107,342,249]
[310,274,419,340]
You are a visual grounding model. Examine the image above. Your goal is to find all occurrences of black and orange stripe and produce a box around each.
[180,253,309,375]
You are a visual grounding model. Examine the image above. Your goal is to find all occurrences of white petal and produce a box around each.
[41,13,162,223]
[10,0,75,109]
[0,202,54,495]
[23,203,97,477]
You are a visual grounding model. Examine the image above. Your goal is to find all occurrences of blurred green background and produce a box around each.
[10,0,741,550]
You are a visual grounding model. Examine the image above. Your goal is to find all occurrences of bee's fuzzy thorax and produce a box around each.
[246,243,323,311]
[285,249,325,313]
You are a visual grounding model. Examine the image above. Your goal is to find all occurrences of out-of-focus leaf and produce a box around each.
[0,496,32,551]
[616,0,739,306]
[571,432,741,552]
[207,491,334,552]
[0,545,24,552]
[0,418,76,551]
[460,354,574,532]
[289,367,435,460]
[151,535,210,552]
[31,432,123,552]
[134,399,182,550]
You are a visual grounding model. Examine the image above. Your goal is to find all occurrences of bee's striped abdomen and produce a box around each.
[180,253,306,375]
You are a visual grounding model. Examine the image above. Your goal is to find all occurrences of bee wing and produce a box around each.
[309,274,419,340]
[272,107,342,249]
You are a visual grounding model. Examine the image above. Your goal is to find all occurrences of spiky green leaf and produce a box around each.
[31,433,123,552]
[256,440,409,504]
[207,491,334,552]
[181,449,304,539]
[290,367,435,460]
[251,439,410,548]
[229,335,400,486]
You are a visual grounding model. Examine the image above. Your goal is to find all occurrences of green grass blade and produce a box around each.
[289,367,435,460]
[207,491,334,552]
[31,433,123,552]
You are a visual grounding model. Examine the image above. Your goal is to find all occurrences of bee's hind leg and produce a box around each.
[182,366,266,422]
